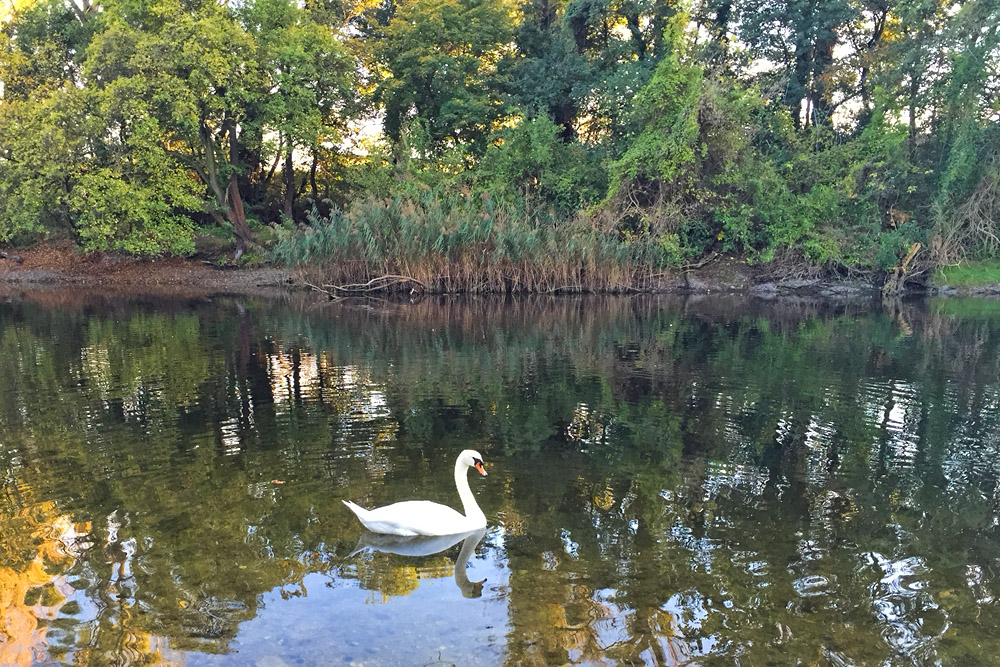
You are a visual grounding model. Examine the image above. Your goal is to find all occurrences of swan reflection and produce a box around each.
[349,528,487,598]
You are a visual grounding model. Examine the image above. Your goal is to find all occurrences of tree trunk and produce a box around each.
[625,9,645,60]
[240,122,264,206]
[811,32,837,126]
[713,0,732,36]
[785,46,810,130]
[227,120,252,260]
[649,2,674,57]
[707,0,732,61]
[226,178,251,261]
[309,150,319,202]
[283,146,295,221]
[856,10,887,130]
[193,118,251,259]
[265,137,283,183]
[569,11,588,53]
[552,99,576,142]
[908,71,920,158]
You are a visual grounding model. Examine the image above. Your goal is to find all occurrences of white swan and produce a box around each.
[343,450,488,536]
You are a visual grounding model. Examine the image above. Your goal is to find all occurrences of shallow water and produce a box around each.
[0,291,999,665]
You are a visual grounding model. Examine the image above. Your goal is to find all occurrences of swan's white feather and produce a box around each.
[343,499,481,536]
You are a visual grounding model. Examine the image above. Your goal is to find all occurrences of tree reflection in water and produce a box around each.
[0,292,998,663]
[350,528,487,599]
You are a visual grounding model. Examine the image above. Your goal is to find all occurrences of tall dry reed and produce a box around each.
[273,194,680,293]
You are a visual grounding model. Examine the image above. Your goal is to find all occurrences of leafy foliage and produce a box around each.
[607,14,703,197]
[0,0,998,280]
[474,115,607,215]
[375,0,514,154]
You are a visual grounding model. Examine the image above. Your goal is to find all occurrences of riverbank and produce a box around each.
[3,242,1000,297]
[0,243,290,295]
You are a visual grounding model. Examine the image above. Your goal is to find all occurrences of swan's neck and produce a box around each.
[455,460,485,523]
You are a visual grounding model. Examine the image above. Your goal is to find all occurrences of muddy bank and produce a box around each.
[667,258,879,298]
[2,244,994,298]
[0,244,291,296]
[300,257,883,298]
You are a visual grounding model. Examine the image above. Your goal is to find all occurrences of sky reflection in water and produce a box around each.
[0,293,998,665]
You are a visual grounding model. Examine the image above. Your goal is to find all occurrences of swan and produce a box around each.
[343,449,488,536]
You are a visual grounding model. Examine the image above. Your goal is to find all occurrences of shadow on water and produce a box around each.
[0,290,999,663]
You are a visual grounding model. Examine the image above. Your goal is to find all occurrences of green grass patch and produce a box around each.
[934,261,1000,287]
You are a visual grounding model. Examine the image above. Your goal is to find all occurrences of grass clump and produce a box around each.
[272,193,680,293]
[934,261,1000,288]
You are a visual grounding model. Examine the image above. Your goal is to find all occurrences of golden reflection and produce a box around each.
[592,484,616,511]
[566,403,609,445]
[261,351,398,427]
[79,344,113,396]
[507,573,611,665]
[509,573,701,666]
[0,495,185,666]
[0,501,79,665]
[604,607,692,665]
[359,562,421,600]
[268,349,320,404]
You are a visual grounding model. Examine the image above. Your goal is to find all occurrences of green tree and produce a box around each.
[736,0,854,128]
[0,86,86,244]
[475,115,607,214]
[84,0,265,256]
[0,0,92,243]
[507,0,591,140]
[240,0,353,221]
[603,12,703,249]
[375,0,515,156]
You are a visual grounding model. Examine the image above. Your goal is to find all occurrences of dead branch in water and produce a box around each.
[322,275,428,294]
[304,281,344,300]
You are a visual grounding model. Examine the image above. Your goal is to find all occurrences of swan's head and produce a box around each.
[459,449,487,477]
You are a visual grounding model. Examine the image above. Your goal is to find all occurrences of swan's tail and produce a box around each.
[342,499,370,522]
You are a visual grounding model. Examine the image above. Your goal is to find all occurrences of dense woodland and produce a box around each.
[0,0,998,288]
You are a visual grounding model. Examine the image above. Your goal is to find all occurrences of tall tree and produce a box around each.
[240,0,352,221]
[84,0,264,257]
[737,0,854,128]
[508,0,590,140]
[375,0,515,155]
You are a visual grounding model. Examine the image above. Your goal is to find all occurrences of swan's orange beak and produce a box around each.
[474,461,487,476]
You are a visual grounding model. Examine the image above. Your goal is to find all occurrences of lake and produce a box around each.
[0,290,998,665]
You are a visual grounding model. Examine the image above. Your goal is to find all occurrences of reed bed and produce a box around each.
[273,194,679,293]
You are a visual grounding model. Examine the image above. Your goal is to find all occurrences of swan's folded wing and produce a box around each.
[361,500,472,536]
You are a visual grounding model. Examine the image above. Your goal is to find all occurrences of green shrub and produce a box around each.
[475,116,607,216]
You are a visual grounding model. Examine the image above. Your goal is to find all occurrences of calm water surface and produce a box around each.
[0,291,999,665]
